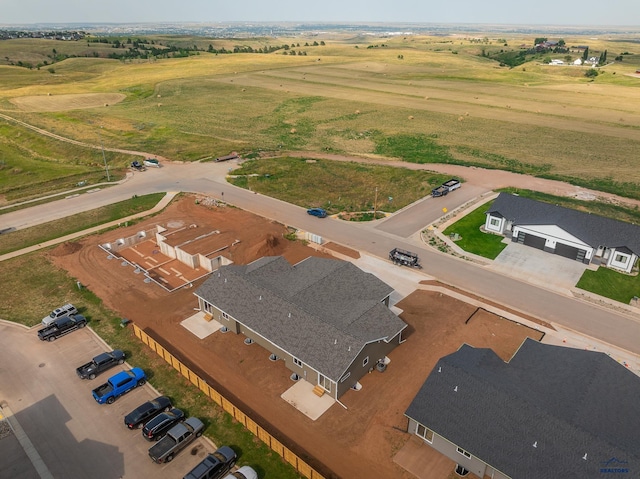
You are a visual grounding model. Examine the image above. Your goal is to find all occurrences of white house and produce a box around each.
[485,193,640,273]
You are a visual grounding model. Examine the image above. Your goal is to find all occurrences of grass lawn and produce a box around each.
[443,201,508,259]
[577,266,640,304]
[0,253,302,478]
[228,156,450,215]
[0,193,165,255]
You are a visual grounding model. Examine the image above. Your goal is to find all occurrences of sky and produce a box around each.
[1,0,640,26]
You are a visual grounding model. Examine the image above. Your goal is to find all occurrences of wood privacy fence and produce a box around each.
[133,324,327,479]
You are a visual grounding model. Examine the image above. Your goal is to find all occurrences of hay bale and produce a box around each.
[355,110,360,114]
[104,103,109,107]
[458,116,464,121]
[465,112,469,116]
[241,88,246,92]
[157,103,162,107]
[424,96,429,100]
[47,92,51,96]
[157,94,161,98]
[290,128,297,134]
[408,115,414,120]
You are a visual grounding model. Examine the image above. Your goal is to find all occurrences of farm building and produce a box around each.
[485,193,640,273]
[194,256,407,399]
[405,339,640,479]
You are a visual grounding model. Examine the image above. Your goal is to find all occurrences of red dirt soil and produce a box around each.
[49,195,543,479]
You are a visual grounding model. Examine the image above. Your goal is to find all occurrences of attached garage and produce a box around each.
[519,233,546,250]
[554,243,581,261]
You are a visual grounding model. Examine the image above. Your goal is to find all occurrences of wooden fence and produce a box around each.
[133,324,326,479]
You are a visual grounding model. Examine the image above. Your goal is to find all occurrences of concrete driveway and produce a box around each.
[0,321,213,479]
[491,242,589,294]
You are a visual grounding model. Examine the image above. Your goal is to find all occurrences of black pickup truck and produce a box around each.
[37,314,87,342]
[76,350,125,380]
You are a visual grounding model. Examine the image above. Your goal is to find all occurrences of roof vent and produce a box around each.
[218,272,221,277]
[259,295,262,300]
[224,278,227,283]
[438,367,442,373]
[334,339,337,345]
[583,453,588,461]
[288,312,291,318]
[348,346,351,352]
[533,441,537,448]
[454,386,458,392]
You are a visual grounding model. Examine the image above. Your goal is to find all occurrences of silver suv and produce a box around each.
[42,303,78,326]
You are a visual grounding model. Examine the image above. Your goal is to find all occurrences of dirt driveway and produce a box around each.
[49,195,544,479]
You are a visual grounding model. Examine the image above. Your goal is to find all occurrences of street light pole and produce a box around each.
[99,126,110,182]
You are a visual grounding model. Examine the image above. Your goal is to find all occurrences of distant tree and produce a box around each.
[313,41,319,46]
[564,55,572,63]
[615,55,623,61]
[585,68,599,78]
[543,56,552,64]
[48,67,55,74]
[582,47,589,61]
[320,41,325,46]
[52,48,57,54]
[304,42,309,46]
[558,39,565,47]
[534,37,547,45]
[397,54,404,59]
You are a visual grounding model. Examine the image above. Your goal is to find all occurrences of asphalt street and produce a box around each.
[2,160,640,355]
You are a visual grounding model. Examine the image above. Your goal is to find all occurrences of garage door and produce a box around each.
[554,243,581,261]
[522,233,546,250]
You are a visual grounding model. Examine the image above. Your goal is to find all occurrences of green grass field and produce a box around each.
[228,156,451,213]
[577,266,640,303]
[0,32,639,202]
[443,202,508,259]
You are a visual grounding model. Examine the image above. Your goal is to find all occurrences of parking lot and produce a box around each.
[0,320,214,479]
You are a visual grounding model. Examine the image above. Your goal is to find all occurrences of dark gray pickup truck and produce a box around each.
[37,314,87,341]
[76,350,125,380]
[149,417,204,464]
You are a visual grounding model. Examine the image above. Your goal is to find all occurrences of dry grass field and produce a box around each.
[1,31,639,196]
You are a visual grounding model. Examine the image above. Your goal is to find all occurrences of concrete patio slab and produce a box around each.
[281,380,335,421]
[393,435,462,479]
[180,311,222,339]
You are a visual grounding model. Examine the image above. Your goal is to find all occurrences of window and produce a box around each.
[457,447,471,458]
[363,356,369,367]
[614,253,629,264]
[416,424,433,443]
[340,372,351,383]
[222,312,229,319]
[293,357,303,367]
[489,217,501,228]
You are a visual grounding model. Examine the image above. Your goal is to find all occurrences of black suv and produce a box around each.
[142,408,185,441]
[183,446,237,479]
[124,396,171,429]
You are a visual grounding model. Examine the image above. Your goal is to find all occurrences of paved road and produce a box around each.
[3,160,640,356]
[0,321,213,479]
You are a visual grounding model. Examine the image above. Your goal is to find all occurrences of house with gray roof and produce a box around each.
[405,339,640,478]
[194,256,407,399]
[485,192,640,273]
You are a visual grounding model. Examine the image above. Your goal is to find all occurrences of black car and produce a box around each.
[124,396,172,429]
[37,314,87,342]
[142,408,185,441]
[183,446,237,479]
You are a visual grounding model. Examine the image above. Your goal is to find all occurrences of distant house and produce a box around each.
[550,59,564,65]
[194,256,407,399]
[405,339,640,478]
[573,58,583,65]
[485,193,640,273]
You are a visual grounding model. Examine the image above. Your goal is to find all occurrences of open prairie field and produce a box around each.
[1,32,640,198]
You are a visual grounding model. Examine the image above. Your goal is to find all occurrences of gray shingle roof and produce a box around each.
[405,339,640,479]
[487,193,640,255]
[195,256,406,381]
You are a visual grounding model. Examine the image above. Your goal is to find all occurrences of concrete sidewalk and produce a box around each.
[0,192,178,263]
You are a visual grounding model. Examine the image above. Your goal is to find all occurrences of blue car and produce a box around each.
[307,208,327,218]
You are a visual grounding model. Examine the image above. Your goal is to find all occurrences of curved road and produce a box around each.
[2,155,640,356]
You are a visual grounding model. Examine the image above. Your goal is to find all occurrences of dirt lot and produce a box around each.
[49,195,544,479]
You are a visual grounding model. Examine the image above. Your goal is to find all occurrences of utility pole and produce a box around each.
[373,186,378,220]
[99,126,110,182]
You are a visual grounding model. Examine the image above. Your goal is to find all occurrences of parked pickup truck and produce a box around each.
[92,368,146,404]
[431,178,461,197]
[37,314,87,342]
[149,416,204,464]
[76,350,125,380]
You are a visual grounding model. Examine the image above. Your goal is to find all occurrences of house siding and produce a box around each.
[336,333,401,398]
[407,418,511,479]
